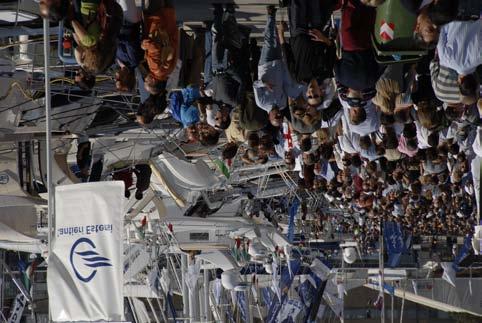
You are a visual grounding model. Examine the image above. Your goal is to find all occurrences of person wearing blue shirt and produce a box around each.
[437,19,482,76]
[169,85,201,127]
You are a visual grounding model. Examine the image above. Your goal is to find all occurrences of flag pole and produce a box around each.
[43,17,54,323]
[379,221,385,323]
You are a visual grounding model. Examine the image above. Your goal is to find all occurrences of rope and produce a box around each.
[0,81,33,101]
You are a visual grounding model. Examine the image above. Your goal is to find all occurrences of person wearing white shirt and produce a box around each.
[319,78,336,110]
[205,103,219,127]
[341,98,380,136]
[414,120,432,149]
[338,130,382,161]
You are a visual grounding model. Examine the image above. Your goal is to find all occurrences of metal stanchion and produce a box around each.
[43,17,54,323]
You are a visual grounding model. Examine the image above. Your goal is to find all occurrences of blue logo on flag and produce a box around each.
[70,237,112,283]
[383,221,411,268]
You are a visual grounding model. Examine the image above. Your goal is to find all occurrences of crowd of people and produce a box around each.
[39,0,482,240]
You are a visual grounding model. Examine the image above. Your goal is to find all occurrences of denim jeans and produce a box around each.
[203,30,214,85]
[259,14,282,66]
[210,9,230,73]
[117,0,141,24]
[288,0,333,37]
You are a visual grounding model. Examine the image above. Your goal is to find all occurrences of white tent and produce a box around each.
[0,222,45,253]
[0,195,44,237]
[150,153,223,207]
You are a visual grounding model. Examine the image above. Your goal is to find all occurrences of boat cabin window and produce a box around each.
[189,232,209,241]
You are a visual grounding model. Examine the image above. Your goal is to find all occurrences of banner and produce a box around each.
[267,260,303,323]
[383,283,395,295]
[323,292,343,318]
[271,261,281,302]
[277,299,305,323]
[214,278,223,305]
[48,182,124,322]
[453,234,472,271]
[186,260,201,293]
[383,222,411,268]
[317,304,326,319]
[236,291,248,322]
[8,293,26,323]
[441,262,457,288]
[280,259,301,291]
[298,279,316,308]
[310,258,331,281]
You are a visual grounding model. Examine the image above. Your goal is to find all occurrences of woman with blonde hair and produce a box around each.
[73,0,123,74]
[372,64,415,115]
[416,100,445,131]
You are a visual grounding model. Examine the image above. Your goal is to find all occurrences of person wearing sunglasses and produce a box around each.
[340,88,381,136]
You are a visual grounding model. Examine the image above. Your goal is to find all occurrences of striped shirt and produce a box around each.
[430,60,461,104]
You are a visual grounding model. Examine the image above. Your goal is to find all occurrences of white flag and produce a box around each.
[306,275,317,288]
[214,278,223,305]
[317,304,326,319]
[277,299,304,322]
[8,293,26,323]
[186,260,201,293]
[311,258,330,281]
[148,266,159,292]
[411,280,418,295]
[159,267,171,295]
[441,262,456,288]
[48,182,124,322]
[323,292,343,318]
[272,262,282,302]
[337,282,347,298]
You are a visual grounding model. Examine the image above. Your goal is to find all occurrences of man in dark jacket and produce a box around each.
[279,0,338,84]
[206,66,247,109]
[203,4,251,121]
[134,164,152,200]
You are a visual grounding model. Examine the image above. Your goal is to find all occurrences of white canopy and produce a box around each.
[196,250,238,271]
[0,195,44,237]
[157,152,222,190]
[150,153,223,207]
[0,222,45,253]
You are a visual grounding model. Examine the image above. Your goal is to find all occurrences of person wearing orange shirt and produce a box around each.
[142,0,179,95]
